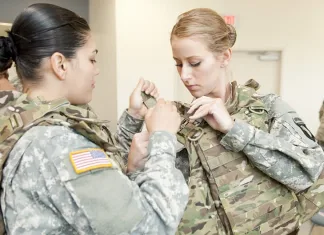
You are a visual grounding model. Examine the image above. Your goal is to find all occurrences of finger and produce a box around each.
[142,135,149,142]
[139,131,150,141]
[188,97,213,114]
[165,101,174,111]
[190,96,212,106]
[136,134,149,143]
[142,80,150,91]
[134,77,145,93]
[144,82,155,94]
[141,130,149,135]
[172,104,177,112]
[189,104,210,120]
[150,87,158,97]
[153,92,160,99]
[139,158,148,166]
[141,142,149,150]
[156,98,166,105]
[145,107,153,119]
[188,98,206,114]
[137,145,149,156]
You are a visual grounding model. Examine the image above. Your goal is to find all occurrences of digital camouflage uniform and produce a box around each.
[0,91,189,235]
[310,101,324,231]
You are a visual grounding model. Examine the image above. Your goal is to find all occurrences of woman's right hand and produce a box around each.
[145,99,181,135]
[127,131,149,173]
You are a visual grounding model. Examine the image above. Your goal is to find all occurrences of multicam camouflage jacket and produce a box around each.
[171,80,324,235]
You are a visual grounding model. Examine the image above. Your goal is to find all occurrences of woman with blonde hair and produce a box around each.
[170,8,324,235]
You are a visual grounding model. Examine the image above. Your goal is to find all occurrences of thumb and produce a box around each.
[145,107,153,120]
[134,77,145,93]
[140,130,150,140]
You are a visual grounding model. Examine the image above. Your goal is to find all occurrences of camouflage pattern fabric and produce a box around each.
[0,91,189,234]
[0,92,123,234]
[176,112,228,235]
[316,101,324,149]
[174,80,324,235]
[2,127,188,234]
[0,91,21,115]
[7,75,23,93]
[0,91,146,182]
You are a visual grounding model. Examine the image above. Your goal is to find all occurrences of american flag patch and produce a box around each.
[69,148,112,174]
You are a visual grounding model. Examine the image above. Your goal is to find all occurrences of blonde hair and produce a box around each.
[171,8,237,53]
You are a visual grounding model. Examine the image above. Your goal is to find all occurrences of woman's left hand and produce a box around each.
[128,78,159,119]
[188,96,234,133]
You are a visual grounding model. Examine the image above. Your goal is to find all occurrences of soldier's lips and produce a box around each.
[92,83,96,88]
[186,85,199,91]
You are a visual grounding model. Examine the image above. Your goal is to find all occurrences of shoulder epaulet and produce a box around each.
[243,79,260,91]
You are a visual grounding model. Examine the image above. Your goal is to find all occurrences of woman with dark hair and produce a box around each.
[0,3,188,235]
[0,52,15,91]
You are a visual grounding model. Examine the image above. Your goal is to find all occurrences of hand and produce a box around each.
[127,131,149,173]
[145,98,181,135]
[128,78,159,119]
[188,96,234,133]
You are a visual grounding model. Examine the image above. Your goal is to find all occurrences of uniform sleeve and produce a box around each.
[316,102,324,146]
[319,102,324,120]
[43,129,188,235]
[220,96,324,192]
[114,110,144,161]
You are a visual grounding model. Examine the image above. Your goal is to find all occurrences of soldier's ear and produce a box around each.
[221,49,232,68]
[51,52,68,81]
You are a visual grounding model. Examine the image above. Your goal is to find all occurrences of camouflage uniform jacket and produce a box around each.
[0,92,189,235]
[175,80,324,235]
[316,101,324,150]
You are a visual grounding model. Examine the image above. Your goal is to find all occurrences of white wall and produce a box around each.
[223,0,324,133]
[115,0,225,118]
[89,0,118,131]
[90,0,324,133]
[0,0,89,23]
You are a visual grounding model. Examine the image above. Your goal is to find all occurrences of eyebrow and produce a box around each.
[173,56,201,60]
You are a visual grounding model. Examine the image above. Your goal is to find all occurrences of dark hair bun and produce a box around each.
[0,36,15,72]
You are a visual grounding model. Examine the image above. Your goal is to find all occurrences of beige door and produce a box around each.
[230,50,281,95]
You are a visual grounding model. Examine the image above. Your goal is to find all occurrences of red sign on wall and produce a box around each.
[223,15,235,25]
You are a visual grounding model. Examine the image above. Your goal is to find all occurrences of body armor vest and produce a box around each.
[174,81,324,235]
